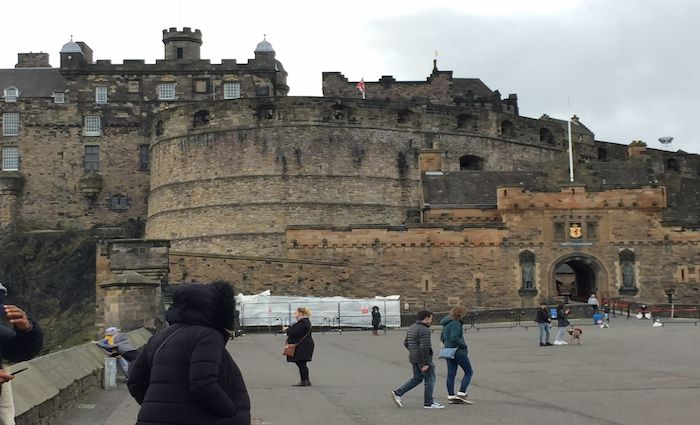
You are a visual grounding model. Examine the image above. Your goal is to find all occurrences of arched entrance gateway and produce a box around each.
[552,254,608,302]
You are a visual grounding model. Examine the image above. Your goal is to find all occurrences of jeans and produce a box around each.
[538,323,550,344]
[445,351,473,395]
[555,326,567,342]
[395,362,436,406]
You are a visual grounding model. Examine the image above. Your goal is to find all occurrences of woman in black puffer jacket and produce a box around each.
[128,281,250,425]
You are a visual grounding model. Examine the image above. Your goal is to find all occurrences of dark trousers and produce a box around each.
[445,351,473,395]
[295,361,309,381]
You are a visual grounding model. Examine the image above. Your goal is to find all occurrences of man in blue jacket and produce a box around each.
[391,310,444,409]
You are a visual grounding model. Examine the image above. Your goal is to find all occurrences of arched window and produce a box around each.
[666,158,680,172]
[619,249,636,290]
[155,120,164,136]
[456,114,476,130]
[459,155,484,170]
[193,110,210,127]
[539,128,555,145]
[519,250,536,289]
[501,120,514,137]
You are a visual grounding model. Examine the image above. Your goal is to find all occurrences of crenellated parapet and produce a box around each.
[497,184,667,211]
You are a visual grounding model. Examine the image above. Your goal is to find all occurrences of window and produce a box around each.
[139,144,150,171]
[95,86,108,104]
[224,82,241,99]
[1,146,19,171]
[456,114,476,129]
[128,80,141,93]
[84,145,99,171]
[519,250,536,290]
[4,87,18,102]
[587,222,598,240]
[2,113,20,136]
[110,194,128,210]
[84,115,101,136]
[176,48,183,60]
[193,110,210,127]
[554,222,565,241]
[255,86,270,97]
[539,128,555,145]
[53,92,65,103]
[459,155,484,170]
[155,120,164,136]
[194,79,208,93]
[159,83,176,100]
[619,249,637,291]
[501,120,515,137]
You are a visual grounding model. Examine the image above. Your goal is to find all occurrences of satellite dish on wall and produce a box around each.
[658,137,674,151]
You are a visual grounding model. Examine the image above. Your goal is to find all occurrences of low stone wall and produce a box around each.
[10,328,152,425]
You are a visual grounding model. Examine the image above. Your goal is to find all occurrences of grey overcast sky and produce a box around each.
[3,0,698,154]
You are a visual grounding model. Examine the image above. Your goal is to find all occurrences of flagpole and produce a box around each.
[567,86,574,182]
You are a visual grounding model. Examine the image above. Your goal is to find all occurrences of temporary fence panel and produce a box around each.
[236,291,401,328]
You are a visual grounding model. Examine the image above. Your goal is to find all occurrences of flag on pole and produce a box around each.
[356,78,366,99]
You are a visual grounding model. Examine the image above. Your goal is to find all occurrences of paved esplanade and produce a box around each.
[55,319,699,425]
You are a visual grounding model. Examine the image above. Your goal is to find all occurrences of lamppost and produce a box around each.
[664,284,675,318]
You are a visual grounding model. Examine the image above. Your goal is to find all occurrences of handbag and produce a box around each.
[438,347,457,359]
[283,343,297,357]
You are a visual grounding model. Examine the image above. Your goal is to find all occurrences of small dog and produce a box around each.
[567,327,583,345]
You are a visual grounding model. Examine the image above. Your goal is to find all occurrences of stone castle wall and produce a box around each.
[145,97,604,256]
[0,97,150,229]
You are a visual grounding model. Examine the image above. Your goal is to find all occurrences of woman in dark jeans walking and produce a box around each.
[283,307,315,386]
[439,306,474,404]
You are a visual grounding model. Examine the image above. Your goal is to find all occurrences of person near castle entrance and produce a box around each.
[371,306,381,336]
[391,310,444,409]
[128,281,251,425]
[587,293,599,315]
[439,306,474,404]
[0,283,44,425]
[554,304,570,345]
[535,303,552,346]
[283,307,315,386]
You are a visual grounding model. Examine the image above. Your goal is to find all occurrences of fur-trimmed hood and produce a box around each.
[166,281,235,336]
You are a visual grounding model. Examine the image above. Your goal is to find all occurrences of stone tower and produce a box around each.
[162,27,202,61]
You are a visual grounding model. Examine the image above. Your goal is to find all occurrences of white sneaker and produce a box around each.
[447,395,458,403]
[424,402,445,409]
[456,392,474,404]
[553,340,563,345]
[391,391,403,408]
[560,340,568,345]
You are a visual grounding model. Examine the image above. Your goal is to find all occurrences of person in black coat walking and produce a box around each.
[128,281,250,425]
[283,307,315,386]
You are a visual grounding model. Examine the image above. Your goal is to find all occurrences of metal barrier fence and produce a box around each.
[238,304,700,334]
[239,301,401,333]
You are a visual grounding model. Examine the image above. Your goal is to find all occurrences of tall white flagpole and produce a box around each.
[567,86,574,182]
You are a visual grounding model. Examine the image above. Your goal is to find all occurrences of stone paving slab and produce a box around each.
[53,318,700,425]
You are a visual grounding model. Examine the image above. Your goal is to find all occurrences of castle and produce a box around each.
[1,28,698,330]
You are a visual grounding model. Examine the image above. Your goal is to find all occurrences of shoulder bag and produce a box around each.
[438,346,457,359]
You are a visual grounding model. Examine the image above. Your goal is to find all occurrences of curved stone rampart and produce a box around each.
[146,97,590,256]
